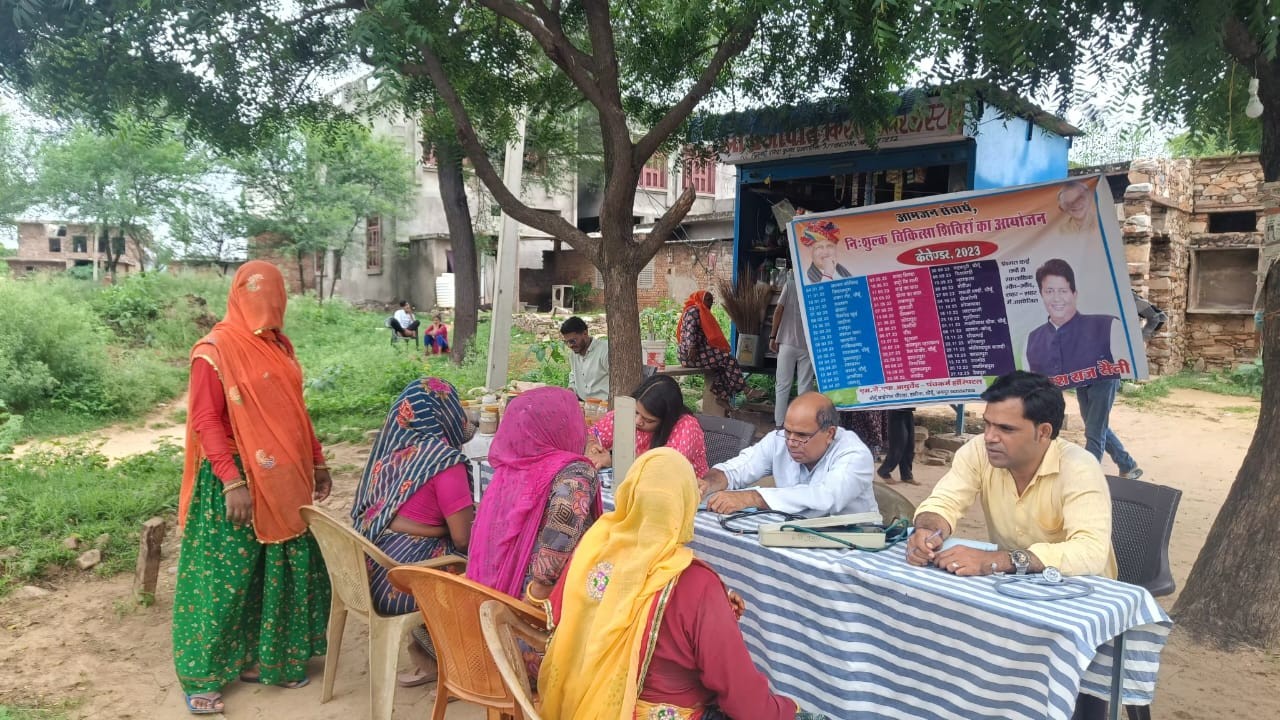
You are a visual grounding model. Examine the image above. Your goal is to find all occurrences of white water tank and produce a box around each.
[435,272,456,308]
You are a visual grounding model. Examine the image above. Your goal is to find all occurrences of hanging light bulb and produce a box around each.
[1245,78,1264,119]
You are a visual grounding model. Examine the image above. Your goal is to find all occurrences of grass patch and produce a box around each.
[0,442,182,597]
[1120,368,1263,407]
[1221,405,1260,415]
[0,706,72,720]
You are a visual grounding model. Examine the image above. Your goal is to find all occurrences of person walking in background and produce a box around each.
[174,261,332,715]
[676,290,746,409]
[560,315,610,401]
[390,300,419,338]
[423,313,450,355]
[1025,259,1142,480]
[586,374,709,477]
[769,275,815,429]
[349,376,476,688]
[877,408,917,485]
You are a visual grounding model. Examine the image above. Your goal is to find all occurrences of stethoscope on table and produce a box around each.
[993,567,1095,600]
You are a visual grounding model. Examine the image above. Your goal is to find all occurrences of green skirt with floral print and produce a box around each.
[172,461,331,694]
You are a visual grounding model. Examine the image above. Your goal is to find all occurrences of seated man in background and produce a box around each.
[907,370,1116,578]
[698,392,877,518]
[390,300,419,338]
[561,315,610,401]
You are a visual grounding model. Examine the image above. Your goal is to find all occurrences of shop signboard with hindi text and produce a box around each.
[786,176,1147,409]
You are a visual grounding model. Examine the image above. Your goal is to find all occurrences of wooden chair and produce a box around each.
[300,506,465,720]
[479,600,546,720]
[387,566,547,720]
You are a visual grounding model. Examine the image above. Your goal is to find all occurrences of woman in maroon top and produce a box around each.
[539,448,815,719]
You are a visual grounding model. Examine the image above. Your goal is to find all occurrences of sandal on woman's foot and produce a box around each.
[278,677,310,689]
[397,668,437,688]
[185,693,224,715]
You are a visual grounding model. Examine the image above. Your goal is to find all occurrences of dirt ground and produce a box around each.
[2,388,1278,718]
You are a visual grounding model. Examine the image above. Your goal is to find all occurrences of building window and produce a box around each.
[48,237,62,252]
[72,235,88,253]
[595,257,655,289]
[1189,248,1261,313]
[366,216,383,273]
[112,236,126,254]
[682,157,716,195]
[638,258,656,289]
[640,155,667,190]
[1206,211,1258,234]
[98,237,108,253]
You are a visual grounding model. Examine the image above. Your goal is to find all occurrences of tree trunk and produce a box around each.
[316,251,326,304]
[435,140,479,365]
[295,250,307,295]
[101,224,119,283]
[602,259,643,400]
[1172,172,1280,649]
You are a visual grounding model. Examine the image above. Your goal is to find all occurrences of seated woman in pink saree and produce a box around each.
[586,374,709,478]
[466,386,603,605]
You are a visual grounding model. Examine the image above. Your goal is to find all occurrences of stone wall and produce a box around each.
[1120,154,1266,373]
[551,239,734,310]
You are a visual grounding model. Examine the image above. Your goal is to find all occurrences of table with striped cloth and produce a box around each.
[602,493,1171,719]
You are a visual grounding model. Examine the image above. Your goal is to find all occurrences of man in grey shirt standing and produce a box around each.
[769,277,815,429]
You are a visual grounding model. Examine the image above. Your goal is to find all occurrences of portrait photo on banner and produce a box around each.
[784,176,1147,409]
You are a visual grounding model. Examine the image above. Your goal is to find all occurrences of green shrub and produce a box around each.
[0,280,113,413]
[0,442,182,596]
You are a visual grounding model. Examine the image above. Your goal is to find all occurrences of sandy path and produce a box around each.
[2,388,1276,718]
[11,395,188,462]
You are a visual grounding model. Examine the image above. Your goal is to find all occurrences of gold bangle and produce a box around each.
[222,480,248,495]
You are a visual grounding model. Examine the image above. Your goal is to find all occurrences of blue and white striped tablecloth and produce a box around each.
[603,494,1172,719]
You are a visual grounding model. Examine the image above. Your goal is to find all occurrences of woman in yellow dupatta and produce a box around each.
[540,448,803,720]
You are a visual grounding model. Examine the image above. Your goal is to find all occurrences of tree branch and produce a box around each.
[298,0,367,22]
[633,20,759,167]
[412,41,592,248]
[471,0,600,99]
[1222,16,1262,66]
[641,184,696,257]
[580,0,624,112]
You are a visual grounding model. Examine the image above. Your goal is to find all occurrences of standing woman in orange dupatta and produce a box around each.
[172,261,332,715]
[676,290,746,409]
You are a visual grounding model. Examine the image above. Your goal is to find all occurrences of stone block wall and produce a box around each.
[1192,155,1267,210]
[1120,154,1266,373]
[552,239,734,310]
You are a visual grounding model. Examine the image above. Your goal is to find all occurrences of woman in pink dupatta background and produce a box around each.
[466,386,602,605]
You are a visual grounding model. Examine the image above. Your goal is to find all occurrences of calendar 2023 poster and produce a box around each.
[786,176,1148,409]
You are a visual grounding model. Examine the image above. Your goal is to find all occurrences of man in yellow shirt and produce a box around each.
[907,371,1116,578]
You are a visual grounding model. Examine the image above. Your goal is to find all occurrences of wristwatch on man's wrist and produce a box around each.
[1009,549,1031,576]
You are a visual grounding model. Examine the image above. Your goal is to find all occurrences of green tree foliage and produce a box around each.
[34,116,203,278]
[0,111,35,225]
[232,120,414,299]
[0,0,933,395]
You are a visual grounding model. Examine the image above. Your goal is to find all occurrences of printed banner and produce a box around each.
[786,176,1148,409]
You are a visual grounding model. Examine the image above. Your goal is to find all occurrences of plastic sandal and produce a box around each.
[184,693,224,715]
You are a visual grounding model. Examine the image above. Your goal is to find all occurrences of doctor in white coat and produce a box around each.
[699,392,877,518]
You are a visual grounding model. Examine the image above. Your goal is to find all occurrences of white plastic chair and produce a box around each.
[300,505,465,720]
[479,600,546,720]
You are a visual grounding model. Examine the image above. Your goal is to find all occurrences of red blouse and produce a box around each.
[189,357,324,483]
